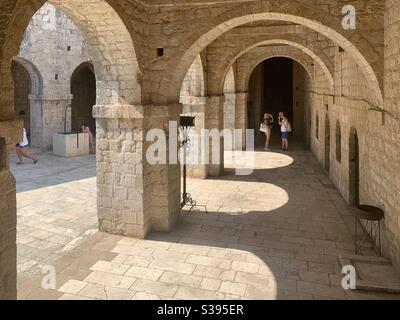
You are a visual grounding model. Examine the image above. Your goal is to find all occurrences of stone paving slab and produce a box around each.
[14,144,400,300]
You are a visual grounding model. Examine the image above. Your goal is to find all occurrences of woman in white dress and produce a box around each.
[16,128,39,164]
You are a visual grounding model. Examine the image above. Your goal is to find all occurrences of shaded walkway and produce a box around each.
[17,142,400,300]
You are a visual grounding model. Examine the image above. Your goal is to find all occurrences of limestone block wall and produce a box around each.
[41,98,72,148]
[378,0,400,268]
[0,119,22,300]
[206,25,336,97]
[95,111,149,238]
[94,103,182,238]
[0,169,16,300]
[223,67,236,150]
[17,3,90,150]
[180,55,205,103]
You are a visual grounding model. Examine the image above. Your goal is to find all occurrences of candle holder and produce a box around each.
[179,116,208,213]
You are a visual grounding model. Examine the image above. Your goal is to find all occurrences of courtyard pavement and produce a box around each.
[12,143,400,300]
[11,151,98,283]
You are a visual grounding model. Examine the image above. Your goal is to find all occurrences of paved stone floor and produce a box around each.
[13,143,400,300]
[11,150,98,282]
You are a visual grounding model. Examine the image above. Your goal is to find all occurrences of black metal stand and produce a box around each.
[355,205,384,256]
[179,117,208,213]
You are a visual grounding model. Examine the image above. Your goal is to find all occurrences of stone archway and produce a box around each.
[220,39,334,97]
[11,57,43,148]
[70,62,96,134]
[224,45,318,149]
[0,0,143,300]
[11,60,31,133]
[239,47,316,95]
[165,10,383,107]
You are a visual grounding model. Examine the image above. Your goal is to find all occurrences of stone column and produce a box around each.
[205,95,225,177]
[28,95,42,149]
[29,94,73,151]
[0,118,23,300]
[144,104,182,233]
[93,103,181,238]
[224,93,236,151]
[235,92,248,150]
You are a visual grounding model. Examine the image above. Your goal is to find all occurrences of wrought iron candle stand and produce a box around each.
[179,116,208,213]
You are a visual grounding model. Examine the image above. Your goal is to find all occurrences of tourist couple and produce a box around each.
[261,112,291,151]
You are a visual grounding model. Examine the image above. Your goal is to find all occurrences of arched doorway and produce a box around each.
[324,115,331,172]
[11,57,43,149]
[1,0,143,300]
[247,57,312,148]
[11,60,31,135]
[349,128,360,206]
[71,62,96,134]
[304,103,311,149]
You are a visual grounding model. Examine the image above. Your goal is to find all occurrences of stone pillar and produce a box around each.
[93,104,181,238]
[29,94,73,151]
[235,93,248,150]
[205,95,224,177]
[182,96,207,179]
[224,93,236,151]
[144,104,182,233]
[0,118,23,300]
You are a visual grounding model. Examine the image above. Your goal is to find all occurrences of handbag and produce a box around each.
[260,123,267,133]
[286,121,292,133]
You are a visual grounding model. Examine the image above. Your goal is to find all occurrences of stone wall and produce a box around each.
[379,0,400,268]
[0,119,22,300]
[298,20,400,271]
[17,3,90,150]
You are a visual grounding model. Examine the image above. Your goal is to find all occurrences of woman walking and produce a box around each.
[16,128,39,164]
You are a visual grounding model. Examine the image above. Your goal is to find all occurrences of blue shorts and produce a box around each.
[281,132,289,140]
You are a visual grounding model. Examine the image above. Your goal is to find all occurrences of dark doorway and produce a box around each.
[304,104,311,149]
[324,116,331,172]
[248,57,295,147]
[71,63,96,133]
[349,128,360,206]
[11,60,31,135]
[263,57,293,127]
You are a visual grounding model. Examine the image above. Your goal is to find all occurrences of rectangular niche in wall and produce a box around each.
[0,137,6,171]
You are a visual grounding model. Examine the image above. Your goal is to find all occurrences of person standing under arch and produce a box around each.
[263,113,274,151]
[279,112,290,151]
